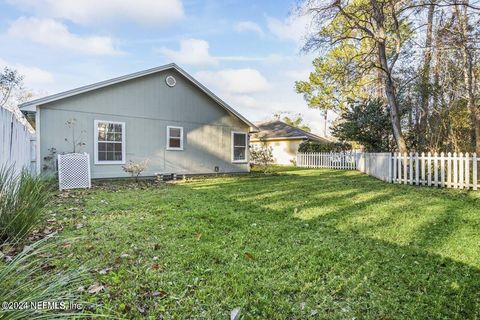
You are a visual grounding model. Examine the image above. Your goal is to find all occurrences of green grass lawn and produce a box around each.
[45,168,480,319]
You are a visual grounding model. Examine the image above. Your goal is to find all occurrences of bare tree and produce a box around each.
[418,1,436,149]
[300,0,409,152]
[454,0,480,154]
[0,68,23,109]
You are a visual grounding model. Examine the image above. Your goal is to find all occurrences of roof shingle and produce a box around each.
[251,120,330,143]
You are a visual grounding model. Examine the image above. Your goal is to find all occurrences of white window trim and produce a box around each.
[166,126,184,151]
[94,120,126,165]
[231,131,248,163]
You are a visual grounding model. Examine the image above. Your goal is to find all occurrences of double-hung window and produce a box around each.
[94,120,125,164]
[167,126,183,150]
[232,132,247,163]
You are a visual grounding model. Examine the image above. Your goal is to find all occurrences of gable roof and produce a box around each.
[19,63,258,131]
[251,120,330,143]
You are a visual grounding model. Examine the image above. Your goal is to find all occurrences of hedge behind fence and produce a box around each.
[298,140,352,153]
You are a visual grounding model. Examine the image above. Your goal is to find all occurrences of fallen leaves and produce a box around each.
[98,267,112,275]
[231,307,241,320]
[136,305,146,315]
[144,290,168,299]
[244,252,255,261]
[87,283,105,294]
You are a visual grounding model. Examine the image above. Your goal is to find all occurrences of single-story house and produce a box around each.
[19,63,258,178]
[250,120,330,165]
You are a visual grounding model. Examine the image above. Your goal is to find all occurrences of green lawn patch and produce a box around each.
[45,168,480,319]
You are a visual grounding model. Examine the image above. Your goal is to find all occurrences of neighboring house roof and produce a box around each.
[19,63,258,131]
[251,120,330,143]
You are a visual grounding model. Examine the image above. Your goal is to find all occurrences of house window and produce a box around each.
[167,126,183,150]
[232,132,247,162]
[94,120,125,164]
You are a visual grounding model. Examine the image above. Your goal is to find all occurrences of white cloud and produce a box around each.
[7,17,120,55]
[234,21,264,36]
[0,57,54,87]
[6,0,184,26]
[158,39,218,67]
[195,68,269,95]
[195,68,270,110]
[266,14,311,45]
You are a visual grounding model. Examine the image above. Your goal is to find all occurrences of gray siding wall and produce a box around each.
[39,69,250,178]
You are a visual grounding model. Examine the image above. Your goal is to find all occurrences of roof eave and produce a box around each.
[250,136,309,141]
[18,63,256,129]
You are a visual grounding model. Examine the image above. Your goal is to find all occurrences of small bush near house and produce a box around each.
[122,160,149,182]
[298,140,352,153]
[0,167,53,242]
[250,141,274,173]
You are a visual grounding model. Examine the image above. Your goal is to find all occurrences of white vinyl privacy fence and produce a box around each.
[0,107,36,174]
[297,151,479,191]
[356,152,392,182]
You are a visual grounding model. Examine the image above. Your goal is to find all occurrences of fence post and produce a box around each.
[388,152,392,183]
[392,152,397,183]
[427,152,432,186]
[453,152,458,189]
[465,152,470,190]
[408,152,413,185]
[421,152,426,185]
[440,152,445,188]
[459,152,464,189]
[433,152,438,187]
[473,153,477,191]
[414,152,419,185]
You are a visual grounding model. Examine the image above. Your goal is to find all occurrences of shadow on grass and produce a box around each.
[165,169,480,318]
[53,169,480,318]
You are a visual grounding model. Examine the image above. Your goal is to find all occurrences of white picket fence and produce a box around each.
[296,151,479,191]
[296,152,357,170]
[392,152,477,190]
[0,107,36,174]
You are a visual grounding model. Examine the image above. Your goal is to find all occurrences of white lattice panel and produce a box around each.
[58,153,91,190]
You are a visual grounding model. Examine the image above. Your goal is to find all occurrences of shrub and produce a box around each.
[331,99,392,152]
[0,167,53,242]
[298,140,352,153]
[250,141,274,173]
[122,159,149,182]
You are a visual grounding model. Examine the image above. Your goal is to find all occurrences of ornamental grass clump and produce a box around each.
[0,235,96,319]
[0,166,53,242]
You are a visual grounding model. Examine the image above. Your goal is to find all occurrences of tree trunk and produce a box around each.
[418,2,435,150]
[377,41,408,153]
[456,2,480,155]
[371,0,408,153]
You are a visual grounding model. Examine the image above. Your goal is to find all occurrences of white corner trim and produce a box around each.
[35,107,41,174]
[166,125,184,150]
[93,120,126,165]
[231,131,248,163]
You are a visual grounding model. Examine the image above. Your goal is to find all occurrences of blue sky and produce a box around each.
[0,0,332,133]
